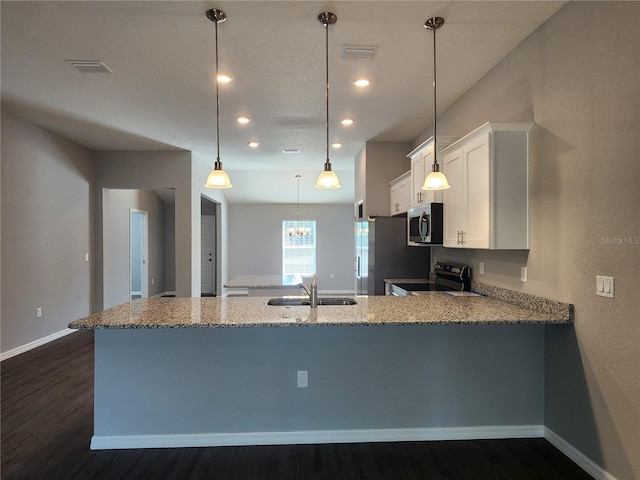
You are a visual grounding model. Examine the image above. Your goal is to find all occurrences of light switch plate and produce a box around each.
[596,275,615,298]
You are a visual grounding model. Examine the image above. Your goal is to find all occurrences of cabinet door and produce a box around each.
[442,147,465,247]
[397,178,410,213]
[390,183,401,214]
[410,154,424,208]
[464,134,490,248]
[389,176,410,215]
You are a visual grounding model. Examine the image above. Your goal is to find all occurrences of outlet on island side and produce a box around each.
[478,262,485,275]
[36,307,42,318]
[297,370,308,388]
[521,266,528,282]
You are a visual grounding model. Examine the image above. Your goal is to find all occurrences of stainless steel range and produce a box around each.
[389,262,471,296]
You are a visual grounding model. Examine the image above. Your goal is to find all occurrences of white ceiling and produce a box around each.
[1,1,564,204]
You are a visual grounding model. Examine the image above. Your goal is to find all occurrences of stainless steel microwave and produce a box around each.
[407,203,443,246]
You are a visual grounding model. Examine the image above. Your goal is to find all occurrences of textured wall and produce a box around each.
[1,112,94,352]
[102,189,165,308]
[228,203,355,292]
[414,3,639,478]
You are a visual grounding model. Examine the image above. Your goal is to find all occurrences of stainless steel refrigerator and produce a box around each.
[356,216,431,295]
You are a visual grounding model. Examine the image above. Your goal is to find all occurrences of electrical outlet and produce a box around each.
[521,267,528,282]
[478,262,485,275]
[596,275,614,298]
[151,278,155,285]
[85,253,89,262]
[36,307,42,318]
[297,370,308,388]
[330,273,334,280]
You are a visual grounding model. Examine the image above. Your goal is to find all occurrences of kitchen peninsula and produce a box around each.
[70,290,572,450]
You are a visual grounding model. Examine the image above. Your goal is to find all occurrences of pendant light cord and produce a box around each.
[214,18,221,165]
[432,25,437,167]
[325,21,330,166]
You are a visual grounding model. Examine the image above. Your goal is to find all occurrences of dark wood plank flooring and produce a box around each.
[1,329,592,480]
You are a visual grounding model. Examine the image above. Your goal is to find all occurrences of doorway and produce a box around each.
[130,209,149,300]
[201,215,216,296]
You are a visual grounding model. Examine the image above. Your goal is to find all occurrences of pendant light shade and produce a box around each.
[205,161,233,189]
[315,161,341,189]
[422,16,450,191]
[423,166,450,190]
[204,8,232,189]
[315,12,341,190]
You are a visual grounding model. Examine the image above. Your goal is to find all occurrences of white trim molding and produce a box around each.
[1,328,77,362]
[91,424,544,450]
[544,427,617,480]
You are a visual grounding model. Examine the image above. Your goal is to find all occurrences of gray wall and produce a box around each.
[95,325,544,437]
[355,142,411,218]
[228,204,355,292]
[1,112,94,352]
[414,3,639,478]
[164,203,176,292]
[102,189,165,307]
[94,151,229,304]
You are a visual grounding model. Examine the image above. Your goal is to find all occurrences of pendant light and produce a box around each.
[315,12,341,189]
[204,8,232,189]
[422,16,450,191]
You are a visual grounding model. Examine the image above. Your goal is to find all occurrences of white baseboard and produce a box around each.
[1,328,77,362]
[544,427,617,480]
[91,424,544,450]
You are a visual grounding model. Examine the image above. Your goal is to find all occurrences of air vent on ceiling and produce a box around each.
[340,45,378,60]
[282,149,301,154]
[66,60,112,73]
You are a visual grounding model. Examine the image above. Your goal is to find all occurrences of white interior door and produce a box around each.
[201,215,215,295]
[130,209,149,299]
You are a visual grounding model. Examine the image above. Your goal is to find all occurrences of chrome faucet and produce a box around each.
[298,275,318,308]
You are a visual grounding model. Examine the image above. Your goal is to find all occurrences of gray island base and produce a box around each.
[70,290,573,450]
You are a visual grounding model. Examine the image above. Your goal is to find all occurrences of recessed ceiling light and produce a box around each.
[248,141,260,148]
[353,79,370,87]
[331,142,343,149]
[217,74,233,83]
[340,118,354,126]
[237,116,251,124]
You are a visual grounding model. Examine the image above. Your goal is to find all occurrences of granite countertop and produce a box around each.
[224,274,299,289]
[69,286,573,329]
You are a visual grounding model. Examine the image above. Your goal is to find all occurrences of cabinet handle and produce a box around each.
[457,230,467,245]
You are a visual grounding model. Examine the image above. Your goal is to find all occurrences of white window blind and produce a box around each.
[282,220,316,285]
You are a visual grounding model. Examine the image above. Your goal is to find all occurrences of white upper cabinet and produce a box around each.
[407,137,458,208]
[388,171,411,215]
[441,122,533,250]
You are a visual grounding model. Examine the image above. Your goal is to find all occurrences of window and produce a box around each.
[282,220,316,285]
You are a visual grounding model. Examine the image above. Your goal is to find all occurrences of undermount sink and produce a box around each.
[317,297,358,306]
[267,297,357,306]
[267,297,310,306]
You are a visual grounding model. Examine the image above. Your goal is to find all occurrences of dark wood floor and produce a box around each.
[1,330,592,480]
